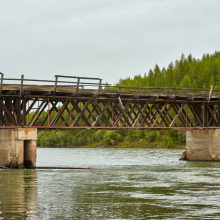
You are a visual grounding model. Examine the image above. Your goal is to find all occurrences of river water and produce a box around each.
[1,148,220,219]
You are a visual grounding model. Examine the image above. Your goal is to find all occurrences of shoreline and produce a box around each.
[37,145,186,149]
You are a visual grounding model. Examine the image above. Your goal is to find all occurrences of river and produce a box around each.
[1,148,220,219]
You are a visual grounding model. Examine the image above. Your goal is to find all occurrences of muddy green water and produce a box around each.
[1,148,220,219]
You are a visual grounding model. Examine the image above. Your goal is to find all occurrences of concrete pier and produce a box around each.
[186,129,220,161]
[0,128,37,168]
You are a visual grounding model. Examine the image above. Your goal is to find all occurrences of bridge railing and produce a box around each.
[102,85,216,95]
[0,73,110,97]
[0,72,217,97]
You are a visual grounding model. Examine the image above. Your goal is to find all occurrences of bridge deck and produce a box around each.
[2,84,219,101]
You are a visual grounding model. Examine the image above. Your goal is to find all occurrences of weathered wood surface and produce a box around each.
[1,84,220,100]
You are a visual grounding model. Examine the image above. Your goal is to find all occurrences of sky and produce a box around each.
[0,0,220,86]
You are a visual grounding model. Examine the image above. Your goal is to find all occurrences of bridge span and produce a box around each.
[1,73,220,168]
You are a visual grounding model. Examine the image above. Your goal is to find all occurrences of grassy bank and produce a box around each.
[37,129,186,148]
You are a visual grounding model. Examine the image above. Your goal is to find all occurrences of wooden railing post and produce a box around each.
[0,72,4,97]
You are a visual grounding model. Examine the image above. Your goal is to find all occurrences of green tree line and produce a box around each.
[38,51,220,148]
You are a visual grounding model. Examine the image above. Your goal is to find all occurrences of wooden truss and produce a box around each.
[0,96,220,129]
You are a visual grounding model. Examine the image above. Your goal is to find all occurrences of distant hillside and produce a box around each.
[115,51,220,90]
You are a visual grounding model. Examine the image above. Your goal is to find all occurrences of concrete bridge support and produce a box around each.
[186,129,220,161]
[0,128,37,168]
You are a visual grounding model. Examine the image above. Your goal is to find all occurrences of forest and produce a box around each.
[37,51,220,148]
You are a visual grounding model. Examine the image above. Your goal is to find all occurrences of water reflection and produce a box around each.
[0,169,38,219]
[1,149,220,219]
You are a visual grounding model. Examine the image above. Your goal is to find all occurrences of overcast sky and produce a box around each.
[0,0,220,85]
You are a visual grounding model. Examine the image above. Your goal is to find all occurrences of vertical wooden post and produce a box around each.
[70,98,71,126]
[48,98,49,127]
[17,97,21,125]
[76,78,80,97]
[23,97,26,126]
[186,102,187,127]
[54,76,58,96]
[203,102,204,127]
[112,100,113,126]
[91,99,93,125]
[97,79,102,98]
[28,100,29,123]
[0,72,3,97]
[168,103,170,126]
[218,102,220,125]
[20,74,24,97]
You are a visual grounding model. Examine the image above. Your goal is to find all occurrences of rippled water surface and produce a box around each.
[1,148,220,219]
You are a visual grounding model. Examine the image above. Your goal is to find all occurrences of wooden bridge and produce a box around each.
[2,72,220,168]
[0,72,220,130]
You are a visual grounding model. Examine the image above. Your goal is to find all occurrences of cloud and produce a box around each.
[0,0,220,85]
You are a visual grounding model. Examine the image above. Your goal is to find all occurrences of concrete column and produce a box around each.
[0,128,37,168]
[24,140,37,168]
[186,129,220,161]
[17,140,24,169]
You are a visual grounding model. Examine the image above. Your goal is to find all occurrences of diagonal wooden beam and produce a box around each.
[0,99,17,125]
[171,103,186,127]
[40,101,58,126]
[180,104,193,127]
[145,104,159,127]
[92,101,106,126]
[152,102,168,127]
[92,100,111,127]
[158,104,172,127]
[71,100,91,126]
[113,100,131,126]
[50,99,69,126]
[133,101,150,127]
[53,100,70,126]
[26,98,38,115]
[27,98,47,126]
[154,103,170,127]
[205,103,219,127]
[89,102,101,126]
[129,103,139,123]
[93,100,112,126]
[188,103,203,127]
[61,103,76,126]
[169,103,185,127]
[124,103,134,124]
[110,103,125,126]
[30,102,48,126]
[105,105,115,127]
[112,101,125,126]
[113,101,131,126]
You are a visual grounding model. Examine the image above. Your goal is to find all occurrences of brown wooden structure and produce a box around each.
[1,72,220,130]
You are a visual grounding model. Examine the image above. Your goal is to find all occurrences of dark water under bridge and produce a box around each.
[0,73,220,130]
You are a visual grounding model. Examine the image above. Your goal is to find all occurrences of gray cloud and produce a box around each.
[0,0,220,85]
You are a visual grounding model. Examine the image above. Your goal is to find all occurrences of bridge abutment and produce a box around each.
[186,129,220,161]
[0,128,37,168]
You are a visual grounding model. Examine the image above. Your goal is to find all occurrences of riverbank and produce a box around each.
[38,144,186,149]
[38,130,186,149]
